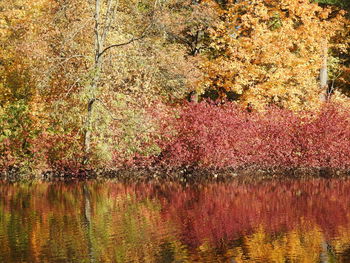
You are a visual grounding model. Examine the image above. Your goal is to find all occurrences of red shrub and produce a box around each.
[158,102,350,169]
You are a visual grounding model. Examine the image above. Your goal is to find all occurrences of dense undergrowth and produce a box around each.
[2,0,350,179]
[1,101,350,177]
[157,102,350,169]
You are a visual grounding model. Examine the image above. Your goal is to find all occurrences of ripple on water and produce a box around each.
[1,179,350,262]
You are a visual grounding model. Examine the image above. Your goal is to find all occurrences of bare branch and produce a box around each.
[327,71,342,100]
[94,98,122,121]
[61,18,94,46]
[98,23,153,58]
[98,0,159,58]
[65,78,81,98]
[94,0,102,62]
[101,0,117,47]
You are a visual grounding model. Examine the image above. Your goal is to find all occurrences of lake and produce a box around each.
[1,178,350,262]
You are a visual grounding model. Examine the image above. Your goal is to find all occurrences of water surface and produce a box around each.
[1,178,350,262]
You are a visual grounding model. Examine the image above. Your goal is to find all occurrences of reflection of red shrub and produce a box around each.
[133,179,350,247]
[158,102,350,169]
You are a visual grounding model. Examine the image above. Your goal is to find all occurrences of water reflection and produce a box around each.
[1,179,350,262]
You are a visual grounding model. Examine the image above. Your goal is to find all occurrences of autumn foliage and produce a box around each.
[2,180,350,262]
[1,0,350,175]
[158,102,350,169]
[202,0,347,110]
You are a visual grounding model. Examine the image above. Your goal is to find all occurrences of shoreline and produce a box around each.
[1,166,350,183]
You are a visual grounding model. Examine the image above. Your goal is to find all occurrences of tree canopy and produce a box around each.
[1,0,350,171]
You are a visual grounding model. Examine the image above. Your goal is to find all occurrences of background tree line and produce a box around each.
[1,0,350,173]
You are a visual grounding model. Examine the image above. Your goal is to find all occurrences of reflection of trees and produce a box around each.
[219,226,333,263]
[320,241,329,263]
[2,180,350,262]
[0,182,184,262]
[83,183,95,263]
[144,180,350,248]
[132,179,350,262]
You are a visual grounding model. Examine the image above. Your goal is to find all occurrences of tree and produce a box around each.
[82,0,169,162]
[315,0,350,98]
[201,0,346,110]
[0,0,55,170]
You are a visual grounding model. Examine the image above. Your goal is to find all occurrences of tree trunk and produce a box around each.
[82,0,153,163]
[84,98,96,161]
[83,0,103,162]
[320,39,328,102]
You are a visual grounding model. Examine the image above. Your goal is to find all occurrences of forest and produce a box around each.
[1,0,350,176]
